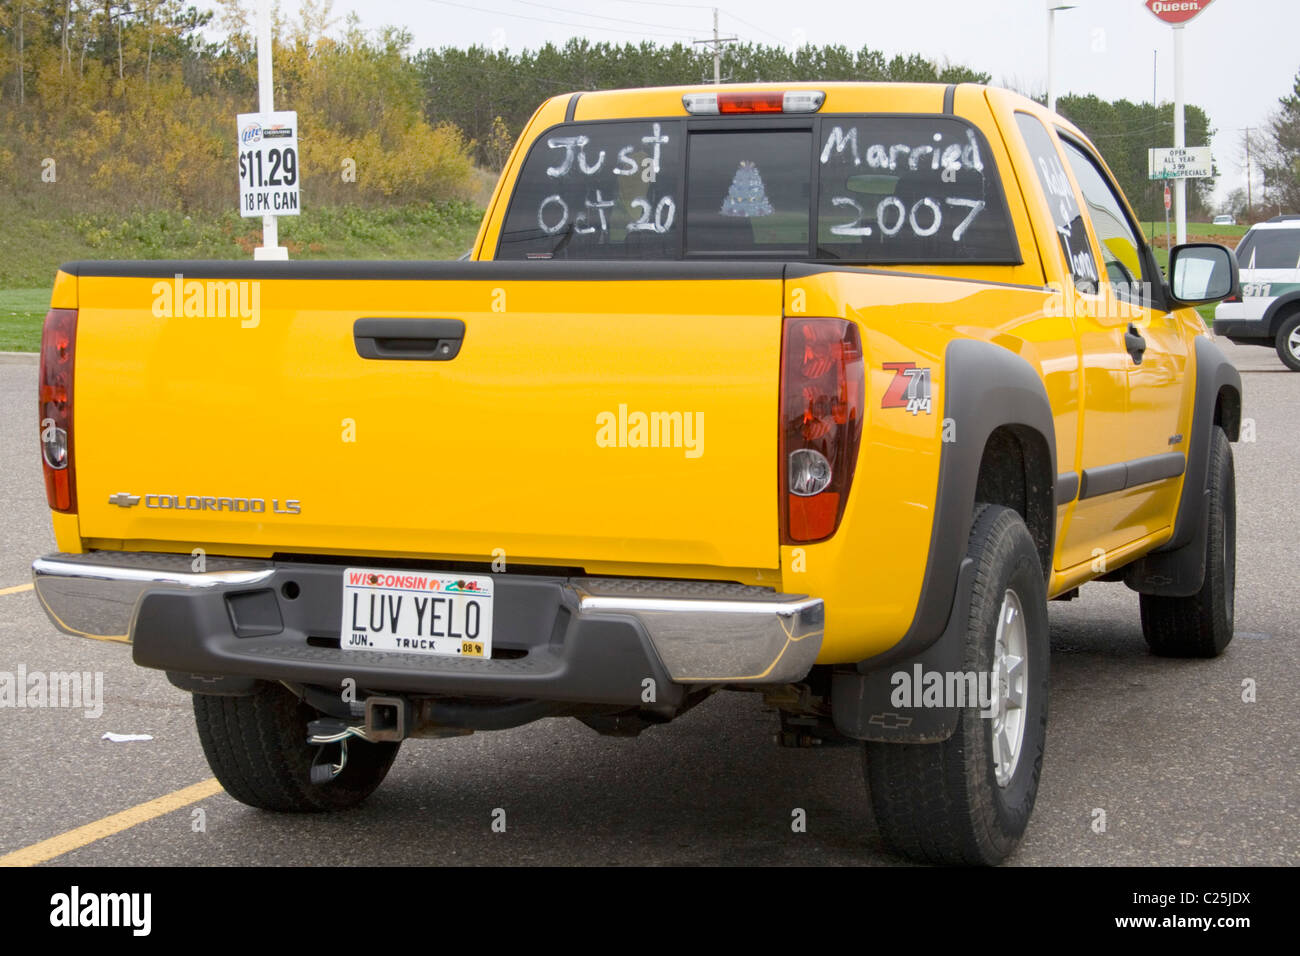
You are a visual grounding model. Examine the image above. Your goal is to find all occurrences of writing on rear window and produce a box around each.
[499,121,682,259]
[497,115,1018,263]
[815,117,1017,263]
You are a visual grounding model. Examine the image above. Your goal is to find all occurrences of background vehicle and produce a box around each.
[1213,214,1236,225]
[32,82,1241,865]
[1215,215,1300,369]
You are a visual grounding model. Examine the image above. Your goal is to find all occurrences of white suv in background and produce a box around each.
[1215,215,1300,370]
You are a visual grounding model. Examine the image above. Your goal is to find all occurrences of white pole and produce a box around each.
[1173,24,1186,246]
[712,8,720,85]
[1047,8,1056,112]
[254,0,286,260]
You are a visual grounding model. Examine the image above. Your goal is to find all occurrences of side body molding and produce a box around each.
[1125,335,1242,597]
[834,338,1057,742]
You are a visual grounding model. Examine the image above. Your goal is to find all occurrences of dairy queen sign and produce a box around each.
[1145,0,1213,25]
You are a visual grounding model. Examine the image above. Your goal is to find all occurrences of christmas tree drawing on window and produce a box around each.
[720,161,774,217]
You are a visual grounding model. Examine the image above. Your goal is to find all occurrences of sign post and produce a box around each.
[241,0,294,260]
[1170,182,1180,251]
[1146,0,1214,246]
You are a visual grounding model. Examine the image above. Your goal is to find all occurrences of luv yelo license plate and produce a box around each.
[340,568,494,658]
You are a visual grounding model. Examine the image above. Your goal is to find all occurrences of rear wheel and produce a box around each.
[865,504,1050,866]
[193,682,400,812]
[1139,426,1236,657]
[1275,313,1300,371]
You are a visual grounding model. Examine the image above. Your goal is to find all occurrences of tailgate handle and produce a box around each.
[354,318,465,361]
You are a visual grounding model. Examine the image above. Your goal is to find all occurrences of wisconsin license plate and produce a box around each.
[340,568,493,658]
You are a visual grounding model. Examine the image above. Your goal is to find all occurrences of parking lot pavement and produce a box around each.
[0,339,1295,865]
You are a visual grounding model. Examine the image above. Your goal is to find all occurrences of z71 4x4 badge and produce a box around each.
[882,362,933,415]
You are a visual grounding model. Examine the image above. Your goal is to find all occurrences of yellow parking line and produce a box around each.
[0,583,33,596]
[0,778,223,867]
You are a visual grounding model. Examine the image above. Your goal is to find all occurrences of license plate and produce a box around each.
[340,568,493,658]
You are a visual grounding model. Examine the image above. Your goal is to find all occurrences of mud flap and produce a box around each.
[830,556,975,743]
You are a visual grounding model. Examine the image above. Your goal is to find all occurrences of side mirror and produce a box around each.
[1167,243,1239,306]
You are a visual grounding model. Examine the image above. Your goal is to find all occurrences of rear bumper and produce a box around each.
[31,552,823,705]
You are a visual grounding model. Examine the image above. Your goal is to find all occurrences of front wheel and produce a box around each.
[193,682,400,812]
[865,504,1050,866]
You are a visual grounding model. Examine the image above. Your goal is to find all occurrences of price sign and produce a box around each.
[1148,146,1213,180]
[237,111,300,217]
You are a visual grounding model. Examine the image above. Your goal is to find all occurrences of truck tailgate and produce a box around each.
[69,263,784,572]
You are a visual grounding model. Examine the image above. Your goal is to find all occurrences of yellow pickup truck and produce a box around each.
[33,82,1242,865]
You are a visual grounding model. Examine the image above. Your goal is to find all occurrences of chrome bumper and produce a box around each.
[32,553,276,643]
[31,552,823,684]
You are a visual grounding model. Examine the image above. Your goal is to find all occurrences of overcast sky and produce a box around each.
[253,0,1299,205]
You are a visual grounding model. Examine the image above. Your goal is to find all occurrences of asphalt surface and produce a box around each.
[0,339,1295,866]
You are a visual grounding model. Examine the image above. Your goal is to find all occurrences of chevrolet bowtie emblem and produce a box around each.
[108,493,141,508]
[867,712,914,730]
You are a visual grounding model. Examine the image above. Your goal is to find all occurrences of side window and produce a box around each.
[1014,112,1098,294]
[1057,136,1150,303]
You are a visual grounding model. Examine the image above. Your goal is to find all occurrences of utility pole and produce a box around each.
[1173,24,1186,244]
[1152,50,1157,239]
[694,8,736,85]
[1244,127,1253,219]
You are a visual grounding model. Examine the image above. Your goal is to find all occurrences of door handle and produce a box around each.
[353,318,464,361]
[1125,323,1146,365]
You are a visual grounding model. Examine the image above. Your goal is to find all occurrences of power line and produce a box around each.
[420,0,699,42]
[611,0,786,44]
[509,1,700,40]
[722,11,785,45]
[609,0,716,8]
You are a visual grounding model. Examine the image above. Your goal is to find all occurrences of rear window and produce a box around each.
[496,120,683,261]
[496,115,1019,263]
[1235,229,1300,271]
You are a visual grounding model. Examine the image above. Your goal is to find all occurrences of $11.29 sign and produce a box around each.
[237,111,300,217]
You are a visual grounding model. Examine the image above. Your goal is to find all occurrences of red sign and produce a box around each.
[1145,0,1213,25]
[1164,185,1172,211]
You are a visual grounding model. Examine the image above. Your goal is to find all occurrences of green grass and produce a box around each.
[0,199,486,350]
[0,288,49,351]
[1142,220,1249,241]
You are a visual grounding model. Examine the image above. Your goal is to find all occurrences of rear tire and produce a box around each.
[1275,314,1300,371]
[864,504,1050,866]
[193,682,400,812]
[1139,426,1236,657]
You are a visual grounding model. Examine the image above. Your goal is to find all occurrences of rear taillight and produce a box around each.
[39,308,78,513]
[780,318,864,543]
[1222,293,1240,303]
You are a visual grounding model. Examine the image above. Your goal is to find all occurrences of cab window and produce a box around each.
[1014,112,1098,294]
[1057,135,1151,304]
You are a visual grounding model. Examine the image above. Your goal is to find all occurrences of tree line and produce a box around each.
[2,1,1288,224]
